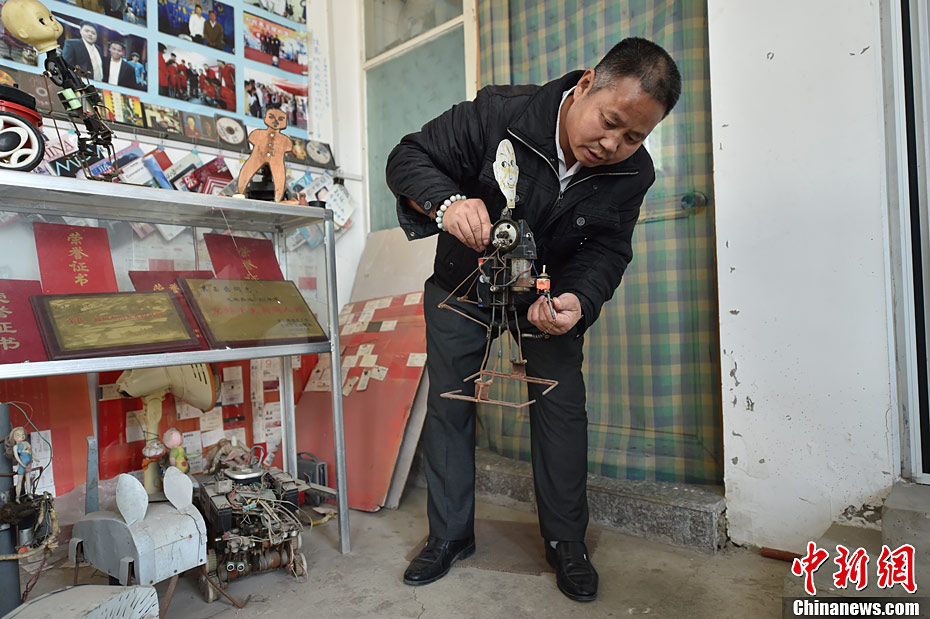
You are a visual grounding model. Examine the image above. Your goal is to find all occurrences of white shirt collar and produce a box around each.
[554,86,582,192]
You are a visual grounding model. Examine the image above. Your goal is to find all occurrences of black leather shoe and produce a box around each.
[403,535,476,586]
[545,541,598,602]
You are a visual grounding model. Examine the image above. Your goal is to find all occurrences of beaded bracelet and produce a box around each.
[436,194,466,231]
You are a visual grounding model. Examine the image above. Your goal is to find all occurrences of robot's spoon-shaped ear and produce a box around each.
[116,473,148,525]
[493,139,519,205]
[163,466,193,510]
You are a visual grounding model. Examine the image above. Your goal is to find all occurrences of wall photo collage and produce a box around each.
[0,0,324,163]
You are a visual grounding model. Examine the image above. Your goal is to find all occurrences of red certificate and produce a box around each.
[0,279,47,363]
[33,222,118,293]
[203,233,284,281]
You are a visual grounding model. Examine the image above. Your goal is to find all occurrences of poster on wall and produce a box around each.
[55,14,147,91]
[158,0,234,54]
[56,0,147,25]
[242,0,304,24]
[243,12,306,75]
[157,43,235,111]
[244,67,307,131]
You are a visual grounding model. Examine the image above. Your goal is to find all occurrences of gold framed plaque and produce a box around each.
[178,278,327,348]
[30,291,200,360]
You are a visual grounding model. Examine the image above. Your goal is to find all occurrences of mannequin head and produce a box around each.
[0,0,64,54]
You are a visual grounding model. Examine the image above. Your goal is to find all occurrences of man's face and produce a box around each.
[209,11,216,21]
[195,6,202,15]
[562,70,666,167]
[80,24,97,44]
[109,43,123,60]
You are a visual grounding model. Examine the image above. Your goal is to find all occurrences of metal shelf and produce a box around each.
[0,342,332,380]
[0,170,331,232]
[0,173,350,553]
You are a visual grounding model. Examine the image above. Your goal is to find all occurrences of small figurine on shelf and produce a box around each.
[3,426,33,500]
[163,427,189,474]
[236,108,292,202]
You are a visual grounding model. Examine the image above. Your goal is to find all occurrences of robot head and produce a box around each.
[263,107,287,130]
[0,0,64,54]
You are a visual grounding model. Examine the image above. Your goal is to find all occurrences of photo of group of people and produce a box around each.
[157,43,235,111]
[57,14,148,90]
[59,0,147,25]
[243,0,304,23]
[157,0,234,54]
[245,68,307,131]
[243,12,307,74]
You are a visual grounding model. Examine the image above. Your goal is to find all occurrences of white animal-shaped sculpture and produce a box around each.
[69,467,207,586]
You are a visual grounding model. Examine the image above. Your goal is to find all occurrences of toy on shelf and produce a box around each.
[3,426,32,500]
[115,364,217,494]
[236,108,292,202]
[0,0,119,179]
[162,427,188,474]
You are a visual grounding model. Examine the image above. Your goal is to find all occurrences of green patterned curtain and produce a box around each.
[475,0,721,484]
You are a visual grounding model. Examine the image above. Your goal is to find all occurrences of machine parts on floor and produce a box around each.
[194,464,310,603]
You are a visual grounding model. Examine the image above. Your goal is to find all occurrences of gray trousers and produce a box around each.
[423,278,590,542]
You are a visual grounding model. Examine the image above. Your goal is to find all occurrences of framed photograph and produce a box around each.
[143,103,182,134]
[243,0,305,24]
[182,112,217,143]
[243,12,307,75]
[54,14,148,91]
[157,43,235,111]
[244,67,307,130]
[102,89,145,127]
[179,277,326,348]
[30,291,200,360]
[158,0,235,54]
[57,0,147,26]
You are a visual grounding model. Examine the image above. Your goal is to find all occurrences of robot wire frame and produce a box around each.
[438,208,559,410]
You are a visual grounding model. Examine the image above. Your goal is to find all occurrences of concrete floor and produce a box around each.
[18,486,787,618]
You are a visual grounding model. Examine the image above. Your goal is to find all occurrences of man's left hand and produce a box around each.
[528,292,582,337]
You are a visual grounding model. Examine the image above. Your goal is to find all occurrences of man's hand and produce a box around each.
[528,292,582,337]
[442,198,491,251]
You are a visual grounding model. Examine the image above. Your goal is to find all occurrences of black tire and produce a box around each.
[0,110,45,172]
[0,84,35,110]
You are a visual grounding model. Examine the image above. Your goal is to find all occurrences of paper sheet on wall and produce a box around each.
[404,292,422,305]
[250,360,264,407]
[182,430,202,457]
[359,354,378,368]
[380,320,397,332]
[201,406,223,432]
[222,366,243,382]
[126,409,145,443]
[225,427,247,447]
[221,380,244,406]
[98,384,122,401]
[29,430,55,496]
[262,402,282,458]
[176,401,202,421]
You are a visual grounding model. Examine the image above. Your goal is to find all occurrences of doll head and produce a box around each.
[163,427,183,449]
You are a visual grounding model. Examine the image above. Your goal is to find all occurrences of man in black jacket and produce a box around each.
[385,37,680,602]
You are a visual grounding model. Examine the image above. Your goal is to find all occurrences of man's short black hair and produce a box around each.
[592,37,682,117]
[109,40,125,51]
[79,21,97,31]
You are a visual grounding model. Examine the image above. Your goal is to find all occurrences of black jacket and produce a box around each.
[386,70,655,334]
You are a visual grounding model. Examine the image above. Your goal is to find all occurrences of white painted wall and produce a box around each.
[709,0,898,550]
[313,0,366,308]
